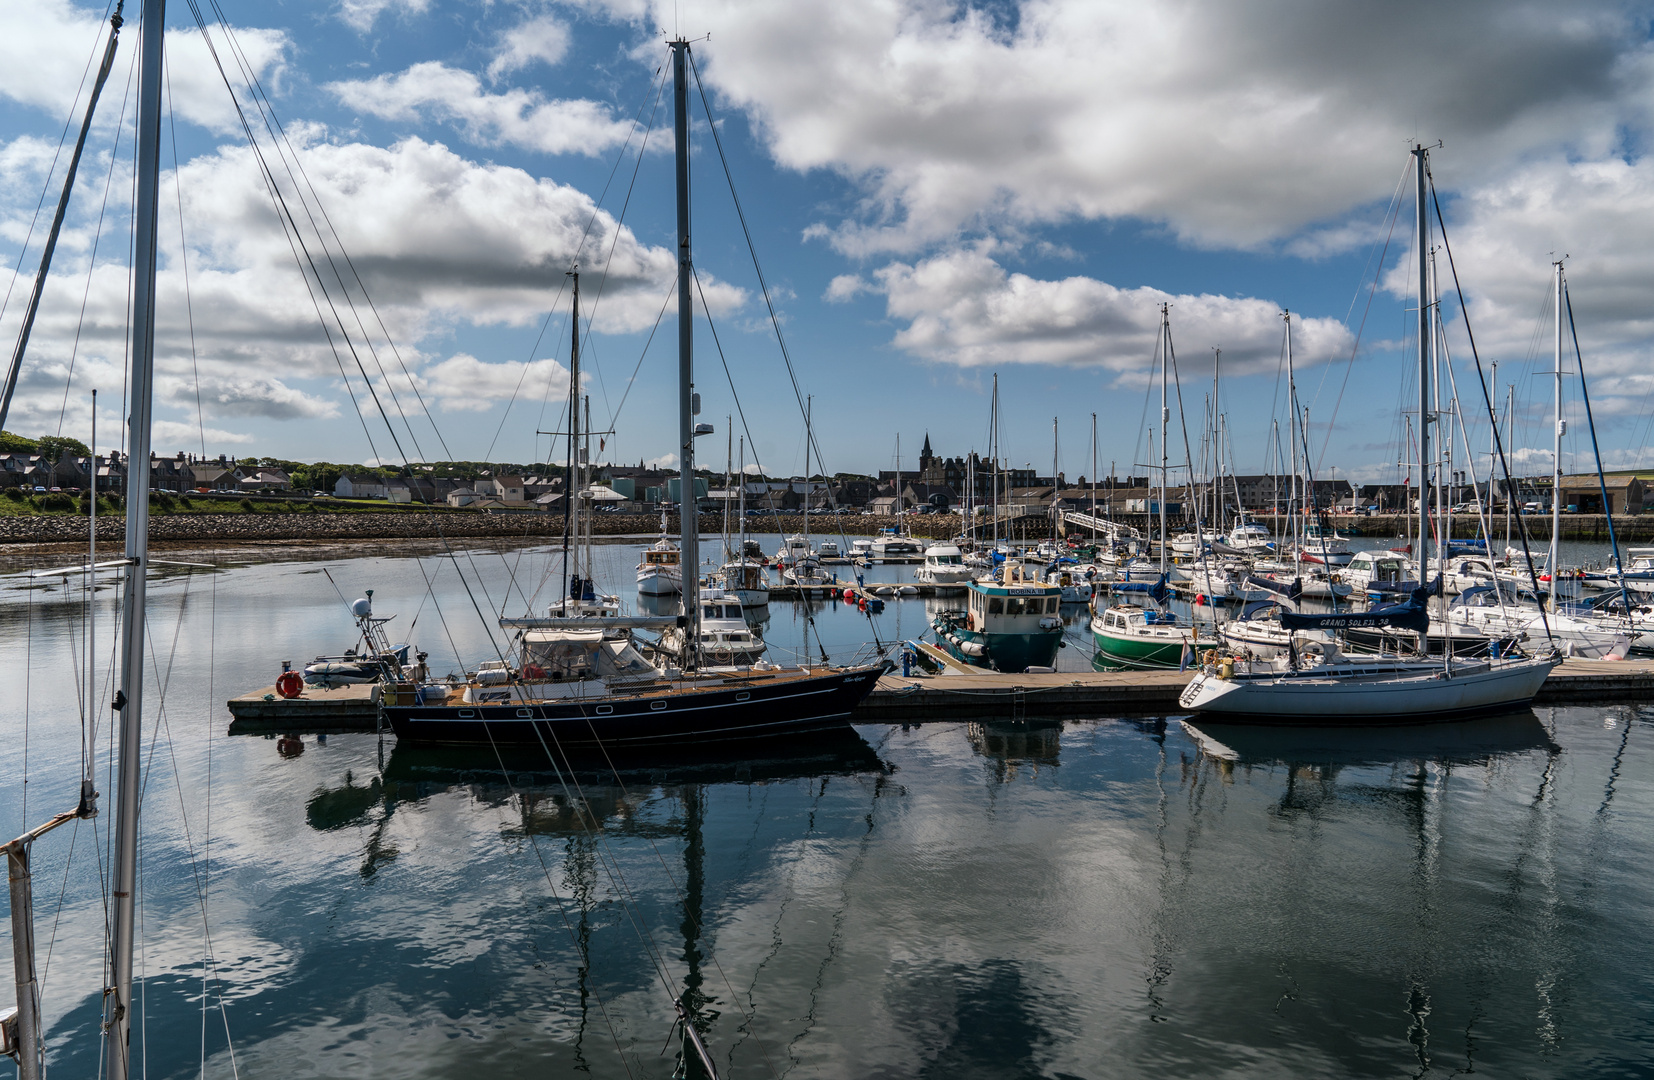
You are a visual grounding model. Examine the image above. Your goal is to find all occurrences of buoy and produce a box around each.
[276,735,304,758]
[276,670,305,699]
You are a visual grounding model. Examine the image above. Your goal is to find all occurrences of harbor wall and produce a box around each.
[2,508,1647,547]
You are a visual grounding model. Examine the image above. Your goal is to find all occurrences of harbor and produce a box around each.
[9,3,1654,1077]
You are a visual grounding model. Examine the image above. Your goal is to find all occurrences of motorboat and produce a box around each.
[1342,550,1417,595]
[1090,577,1217,669]
[302,591,413,686]
[1446,585,1631,660]
[655,590,767,666]
[914,543,973,589]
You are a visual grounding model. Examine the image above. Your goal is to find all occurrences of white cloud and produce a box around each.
[871,247,1352,376]
[419,353,571,412]
[153,419,254,447]
[164,375,340,420]
[591,0,1654,255]
[328,61,636,157]
[824,274,870,303]
[489,15,571,79]
[0,2,289,137]
[645,452,678,470]
[0,133,744,436]
[336,0,430,33]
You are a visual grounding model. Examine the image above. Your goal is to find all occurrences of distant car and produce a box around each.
[32,485,46,492]
[1522,501,1543,512]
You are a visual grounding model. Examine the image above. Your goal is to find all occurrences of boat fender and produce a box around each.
[275,670,305,699]
[1218,657,1234,679]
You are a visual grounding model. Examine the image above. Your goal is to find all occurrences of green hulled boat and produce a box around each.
[1091,579,1217,670]
[932,561,1065,673]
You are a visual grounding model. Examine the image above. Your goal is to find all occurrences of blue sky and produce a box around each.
[4,0,1654,486]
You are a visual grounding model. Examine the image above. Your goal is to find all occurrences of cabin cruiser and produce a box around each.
[1294,523,1353,566]
[1225,515,1275,553]
[1446,585,1630,660]
[655,590,767,666]
[914,543,973,589]
[868,529,923,558]
[1579,548,1654,595]
[1044,563,1095,603]
[1342,550,1417,595]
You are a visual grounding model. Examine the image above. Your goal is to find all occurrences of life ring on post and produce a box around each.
[275,671,305,699]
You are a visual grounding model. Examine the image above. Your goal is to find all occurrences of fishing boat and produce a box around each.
[931,559,1064,672]
[636,531,684,595]
[1091,576,1217,669]
[383,43,886,747]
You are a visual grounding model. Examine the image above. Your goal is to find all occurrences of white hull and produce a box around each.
[1179,655,1557,722]
[636,566,683,595]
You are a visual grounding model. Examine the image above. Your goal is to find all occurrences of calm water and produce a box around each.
[2,537,1652,1077]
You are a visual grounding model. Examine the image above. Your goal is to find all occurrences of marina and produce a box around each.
[6,3,1654,1077]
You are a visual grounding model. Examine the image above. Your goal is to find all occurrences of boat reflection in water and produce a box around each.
[1180,710,1558,774]
[967,718,1064,778]
[303,727,889,1076]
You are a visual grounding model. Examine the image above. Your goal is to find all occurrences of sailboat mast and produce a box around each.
[106,0,164,1074]
[1051,416,1058,544]
[737,436,747,562]
[1159,304,1169,574]
[1090,413,1097,542]
[804,396,812,552]
[1551,259,1564,592]
[671,39,699,665]
[991,373,1000,551]
[1413,144,1432,572]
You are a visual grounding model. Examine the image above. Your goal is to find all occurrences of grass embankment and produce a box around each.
[0,491,465,518]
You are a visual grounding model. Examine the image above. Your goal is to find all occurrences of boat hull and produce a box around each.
[1178,657,1556,724]
[636,567,682,595]
[933,622,1062,673]
[385,665,885,747]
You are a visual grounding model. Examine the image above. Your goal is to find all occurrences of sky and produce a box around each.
[3,0,1654,487]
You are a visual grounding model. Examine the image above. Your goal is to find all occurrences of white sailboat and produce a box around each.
[1182,146,1557,724]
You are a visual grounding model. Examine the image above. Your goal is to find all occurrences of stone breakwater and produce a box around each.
[0,511,974,547]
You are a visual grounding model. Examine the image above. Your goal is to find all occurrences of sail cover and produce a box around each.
[1280,582,1433,635]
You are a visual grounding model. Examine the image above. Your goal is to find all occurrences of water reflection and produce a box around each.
[1181,712,1558,770]
[966,719,1064,778]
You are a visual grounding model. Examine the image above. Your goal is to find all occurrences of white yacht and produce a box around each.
[915,543,973,589]
[656,590,767,666]
[1218,600,1335,660]
[1343,550,1416,594]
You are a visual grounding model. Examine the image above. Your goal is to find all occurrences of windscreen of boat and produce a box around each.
[598,639,659,677]
[522,628,606,679]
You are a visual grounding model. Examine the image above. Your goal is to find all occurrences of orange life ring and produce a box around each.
[276,671,304,699]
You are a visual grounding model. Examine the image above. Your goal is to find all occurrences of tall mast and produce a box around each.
[1159,304,1169,574]
[1051,416,1058,544]
[1551,259,1564,594]
[991,374,1000,550]
[894,430,900,534]
[671,39,699,666]
[737,436,747,562]
[106,0,164,1074]
[1413,144,1432,572]
[1212,349,1221,531]
[1090,413,1097,542]
[804,396,812,551]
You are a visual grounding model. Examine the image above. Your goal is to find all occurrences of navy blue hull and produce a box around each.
[384,665,885,748]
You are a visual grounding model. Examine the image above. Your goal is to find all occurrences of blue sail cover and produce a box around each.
[1280,582,1434,635]
[1111,574,1171,606]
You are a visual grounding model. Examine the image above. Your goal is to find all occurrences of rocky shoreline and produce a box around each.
[1,507,1646,549]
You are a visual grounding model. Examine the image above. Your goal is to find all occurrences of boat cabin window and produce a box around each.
[1005,597,1026,615]
[1350,558,1369,571]
[988,597,1004,615]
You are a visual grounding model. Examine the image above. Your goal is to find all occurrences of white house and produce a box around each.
[335,473,388,499]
